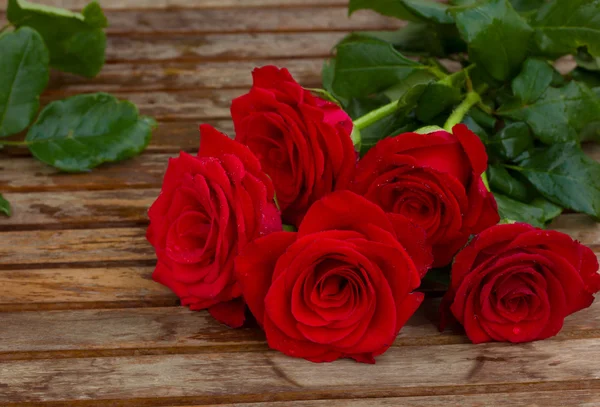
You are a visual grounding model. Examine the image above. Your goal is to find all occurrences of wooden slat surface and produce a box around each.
[2,8,400,34]
[1,0,599,406]
[2,339,600,404]
[0,0,349,10]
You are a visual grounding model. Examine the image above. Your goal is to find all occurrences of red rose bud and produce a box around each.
[352,123,500,267]
[235,191,432,363]
[231,65,356,227]
[441,223,600,344]
[146,124,282,328]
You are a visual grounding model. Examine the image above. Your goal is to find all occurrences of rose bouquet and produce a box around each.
[147,0,600,364]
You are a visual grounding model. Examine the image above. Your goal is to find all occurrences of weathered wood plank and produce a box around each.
[0,228,152,266]
[1,120,231,159]
[42,89,240,121]
[1,189,155,228]
[46,58,323,93]
[100,8,399,35]
[1,339,600,404]
[0,267,175,311]
[1,299,599,359]
[2,142,598,193]
[104,32,343,63]
[194,390,600,407]
[0,0,348,11]
[0,154,169,192]
[0,217,598,266]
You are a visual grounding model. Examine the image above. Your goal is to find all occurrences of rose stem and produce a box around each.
[0,140,29,147]
[352,100,400,131]
[444,91,481,131]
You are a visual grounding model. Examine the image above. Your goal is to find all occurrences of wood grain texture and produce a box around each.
[0,217,598,267]
[0,227,152,266]
[0,267,175,311]
[46,58,323,93]
[194,389,600,407]
[0,0,349,11]
[1,299,599,358]
[1,189,156,229]
[42,89,241,121]
[1,339,600,404]
[0,153,169,192]
[100,8,400,34]
[103,32,344,63]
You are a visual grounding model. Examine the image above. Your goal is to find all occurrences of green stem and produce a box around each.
[444,91,481,131]
[0,140,29,147]
[353,99,399,131]
[0,24,11,35]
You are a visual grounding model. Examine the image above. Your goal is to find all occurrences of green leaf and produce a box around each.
[25,93,156,172]
[509,0,546,12]
[511,58,554,103]
[488,122,533,160]
[7,0,107,77]
[498,81,600,144]
[469,106,497,130]
[332,35,430,98]
[416,83,461,122]
[511,142,600,218]
[348,0,421,21]
[488,164,531,201]
[0,193,11,217]
[532,0,600,57]
[452,0,534,81]
[362,23,466,57]
[493,193,562,227]
[401,0,454,24]
[461,115,489,142]
[383,70,437,100]
[0,27,49,137]
[415,68,467,122]
[571,68,600,88]
[575,49,600,71]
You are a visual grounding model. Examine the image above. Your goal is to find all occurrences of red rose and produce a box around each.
[147,124,281,327]
[441,223,600,343]
[235,191,432,363]
[352,124,499,266]
[231,65,356,227]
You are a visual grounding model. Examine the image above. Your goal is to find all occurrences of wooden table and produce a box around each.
[1,1,600,405]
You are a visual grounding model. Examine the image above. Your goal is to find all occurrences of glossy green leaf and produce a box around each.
[498,81,600,144]
[0,27,49,137]
[348,0,420,21]
[401,0,454,24]
[488,122,533,160]
[469,106,497,130]
[488,164,531,201]
[511,142,600,218]
[493,193,562,227]
[532,0,600,57]
[7,0,107,77]
[453,0,534,81]
[0,193,11,217]
[332,35,429,98]
[511,58,554,103]
[26,93,156,172]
